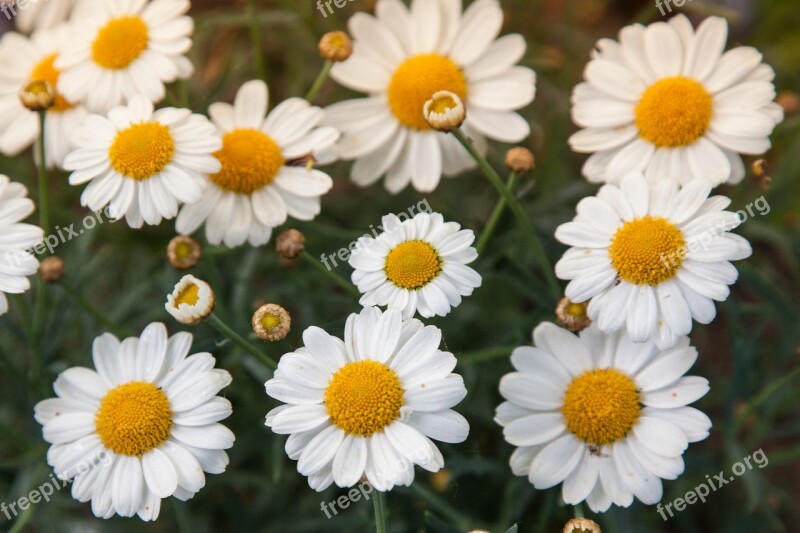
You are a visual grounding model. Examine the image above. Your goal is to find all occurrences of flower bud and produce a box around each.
[505,147,535,173]
[319,31,353,62]
[252,304,291,342]
[39,256,65,284]
[276,229,305,260]
[167,235,202,270]
[19,80,56,111]
[424,91,466,132]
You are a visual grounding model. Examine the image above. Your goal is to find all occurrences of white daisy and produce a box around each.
[569,14,784,186]
[55,0,194,113]
[0,174,44,316]
[323,0,535,193]
[63,95,222,228]
[165,275,215,325]
[349,212,482,319]
[13,0,80,33]
[34,322,235,521]
[0,24,88,168]
[496,322,712,513]
[175,80,339,247]
[555,172,752,349]
[265,306,469,491]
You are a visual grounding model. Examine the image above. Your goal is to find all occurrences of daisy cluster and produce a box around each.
[0,0,786,529]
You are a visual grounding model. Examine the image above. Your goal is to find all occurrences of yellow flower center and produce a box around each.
[635,76,713,148]
[430,93,459,114]
[567,303,587,317]
[29,54,73,113]
[562,368,641,445]
[387,54,467,131]
[95,381,172,456]
[324,360,404,437]
[108,122,175,181]
[174,242,194,261]
[91,16,149,70]
[609,216,686,286]
[211,129,285,194]
[174,283,200,307]
[385,240,442,289]
[260,313,281,331]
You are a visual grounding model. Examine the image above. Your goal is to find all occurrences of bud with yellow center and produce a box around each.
[423,91,466,132]
[319,31,353,62]
[276,229,306,260]
[167,235,202,270]
[165,275,215,325]
[252,303,291,342]
[19,80,56,111]
[556,297,591,332]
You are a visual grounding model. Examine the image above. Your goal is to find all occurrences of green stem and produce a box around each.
[57,284,133,338]
[406,483,483,531]
[573,503,585,518]
[247,0,267,81]
[452,129,560,299]
[304,60,333,103]
[36,111,50,235]
[300,251,360,298]
[459,345,516,363]
[372,490,387,533]
[208,313,277,370]
[733,365,800,434]
[477,171,519,254]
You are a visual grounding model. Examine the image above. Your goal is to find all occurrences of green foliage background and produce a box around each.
[1,0,798,531]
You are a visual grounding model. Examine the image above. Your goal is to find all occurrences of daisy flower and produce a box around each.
[13,0,80,33]
[349,212,482,319]
[555,172,751,349]
[265,307,469,491]
[175,80,339,247]
[0,24,88,168]
[55,0,194,113]
[569,15,784,186]
[34,323,235,520]
[496,322,711,513]
[63,95,222,228]
[0,174,44,316]
[323,0,536,193]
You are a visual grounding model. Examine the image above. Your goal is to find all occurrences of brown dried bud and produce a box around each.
[505,147,535,173]
[776,91,799,117]
[39,256,65,283]
[319,31,353,62]
[752,159,771,191]
[276,229,305,260]
[19,80,56,111]
[252,304,291,342]
[167,235,202,270]
[563,517,601,533]
[556,297,591,332]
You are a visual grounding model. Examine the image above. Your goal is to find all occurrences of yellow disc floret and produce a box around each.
[109,122,175,181]
[324,360,404,437]
[211,129,285,194]
[174,282,200,307]
[95,381,172,456]
[609,216,686,286]
[387,54,467,131]
[385,240,442,289]
[29,54,73,112]
[91,16,149,70]
[635,76,713,148]
[562,368,641,445]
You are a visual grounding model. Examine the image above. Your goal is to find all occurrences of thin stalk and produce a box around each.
[36,111,50,234]
[372,490,387,533]
[459,345,516,363]
[247,0,267,81]
[304,60,333,103]
[452,129,560,299]
[208,313,277,370]
[300,251,360,298]
[477,171,519,254]
[733,365,800,434]
[573,503,585,518]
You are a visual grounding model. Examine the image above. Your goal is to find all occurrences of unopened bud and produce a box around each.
[252,303,291,342]
[19,80,56,111]
[505,147,535,173]
[276,229,305,260]
[167,235,202,270]
[423,91,466,132]
[39,256,65,283]
[319,31,353,62]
